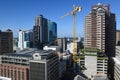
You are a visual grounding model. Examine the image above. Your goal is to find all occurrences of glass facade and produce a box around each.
[24,32,30,41]
[18,30,34,50]
[48,20,57,44]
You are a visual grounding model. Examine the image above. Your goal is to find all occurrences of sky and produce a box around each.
[0,0,120,37]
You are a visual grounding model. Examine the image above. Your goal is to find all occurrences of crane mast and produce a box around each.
[61,5,82,65]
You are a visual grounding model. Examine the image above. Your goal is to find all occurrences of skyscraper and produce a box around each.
[0,29,13,55]
[18,29,34,50]
[34,15,48,46]
[33,15,57,49]
[48,20,57,44]
[84,3,116,57]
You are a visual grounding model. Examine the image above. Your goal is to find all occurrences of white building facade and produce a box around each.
[114,46,120,80]
[18,29,34,50]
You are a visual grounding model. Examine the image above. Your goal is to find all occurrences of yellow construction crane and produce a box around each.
[61,5,82,64]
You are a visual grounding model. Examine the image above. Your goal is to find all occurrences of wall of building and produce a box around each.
[30,51,59,80]
[83,55,97,79]
[84,3,116,57]
[116,30,120,45]
[18,29,34,50]
[81,52,108,79]
[114,46,120,80]
[0,64,29,80]
[0,30,13,55]
[33,15,57,49]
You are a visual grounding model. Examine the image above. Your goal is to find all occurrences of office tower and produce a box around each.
[18,29,34,50]
[48,20,57,44]
[84,3,116,57]
[0,29,13,55]
[33,15,48,49]
[30,50,59,80]
[33,15,57,49]
[116,30,120,45]
[114,46,120,80]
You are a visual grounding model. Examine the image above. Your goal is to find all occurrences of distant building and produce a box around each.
[0,29,13,55]
[48,20,57,44]
[116,30,120,45]
[13,38,18,51]
[67,41,82,54]
[30,50,59,80]
[43,46,61,51]
[84,3,116,57]
[67,42,77,53]
[114,46,120,80]
[18,29,34,50]
[33,15,57,49]
[55,38,67,52]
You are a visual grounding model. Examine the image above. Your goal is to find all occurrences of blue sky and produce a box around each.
[0,0,120,37]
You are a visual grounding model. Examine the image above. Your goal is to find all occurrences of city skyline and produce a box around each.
[0,0,120,37]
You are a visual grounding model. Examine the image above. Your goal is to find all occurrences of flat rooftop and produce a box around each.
[2,48,55,58]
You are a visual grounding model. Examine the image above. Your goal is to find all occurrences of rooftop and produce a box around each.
[3,48,55,58]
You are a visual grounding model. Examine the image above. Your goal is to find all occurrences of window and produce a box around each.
[18,71,20,80]
[22,72,24,80]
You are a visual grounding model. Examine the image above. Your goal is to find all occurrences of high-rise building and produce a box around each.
[18,29,34,50]
[116,30,120,45]
[0,29,13,55]
[33,15,57,49]
[48,20,57,44]
[84,3,116,57]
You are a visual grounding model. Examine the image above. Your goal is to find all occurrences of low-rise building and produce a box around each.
[29,50,59,80]
[0,48,33,80]
[80,52,108,79]
[114,46,120,80]
[0,48,60,80]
